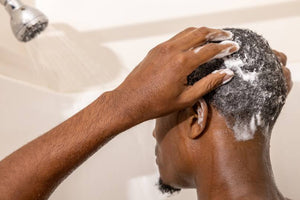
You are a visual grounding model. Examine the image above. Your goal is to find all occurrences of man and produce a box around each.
[154,29,293,200]
[0,27,291,200]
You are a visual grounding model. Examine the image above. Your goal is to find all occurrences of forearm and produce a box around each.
[0,90,138,200]
[0,27,239,200]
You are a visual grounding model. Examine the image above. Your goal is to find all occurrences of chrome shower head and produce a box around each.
[1,0,48,42]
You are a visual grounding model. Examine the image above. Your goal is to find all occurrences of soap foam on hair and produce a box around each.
[220,30,286,141]
[189,28,288,142]
[224,58,258,83]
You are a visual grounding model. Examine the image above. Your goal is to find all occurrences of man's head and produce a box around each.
[153,28,288,194]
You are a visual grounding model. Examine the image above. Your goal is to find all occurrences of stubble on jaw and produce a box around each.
[157,178,181,195]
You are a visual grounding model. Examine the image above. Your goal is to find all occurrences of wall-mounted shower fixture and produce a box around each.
[0,0,48,42]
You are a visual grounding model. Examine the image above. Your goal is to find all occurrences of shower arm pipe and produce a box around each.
[0,0,23,14]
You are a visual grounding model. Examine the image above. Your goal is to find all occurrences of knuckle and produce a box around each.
[184,27,196,32]
[205,78,220,90]
[198,26,211,35]
[174,54,188,66]
[156,43,174,54]
[205,81,214,91]
[189,27,211,38]
[208,43,222,52]
[148,47,156,55]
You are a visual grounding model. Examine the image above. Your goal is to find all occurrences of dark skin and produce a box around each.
[0,27,240,200]
[153,50,292,200]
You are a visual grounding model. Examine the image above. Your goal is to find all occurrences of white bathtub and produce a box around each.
[0,0,299,199]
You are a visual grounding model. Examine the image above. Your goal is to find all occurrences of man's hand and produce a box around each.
[115,27,239,121]
[0,27,239,200]
[273,49,293,93]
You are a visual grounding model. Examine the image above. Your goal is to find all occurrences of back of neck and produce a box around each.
[194,129,285,200]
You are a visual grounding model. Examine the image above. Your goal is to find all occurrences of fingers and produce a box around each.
[273,49,287,66]
[167,27,196,42]
[272,49,292,93]
[182,41,240,74]
[171,27,233,51]
[283,67,293,94]
[179,69,234,105]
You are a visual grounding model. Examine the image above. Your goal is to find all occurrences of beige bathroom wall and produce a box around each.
[0,0,299,200]
[1,0,300,92]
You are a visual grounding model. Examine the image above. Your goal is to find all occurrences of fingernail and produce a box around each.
[213,68,234,84]
[213,41,240,59]
[207,30,233,41]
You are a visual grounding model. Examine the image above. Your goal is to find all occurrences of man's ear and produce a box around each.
[188,98,208,139]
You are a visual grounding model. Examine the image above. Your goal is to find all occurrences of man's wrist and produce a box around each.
[97,89,144,135]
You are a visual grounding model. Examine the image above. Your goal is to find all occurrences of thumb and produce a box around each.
[180,69,234,104]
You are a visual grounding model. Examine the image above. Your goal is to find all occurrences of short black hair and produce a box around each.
[187,28,288,140]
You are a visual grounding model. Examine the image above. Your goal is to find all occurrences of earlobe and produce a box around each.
[188,98,208,139]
